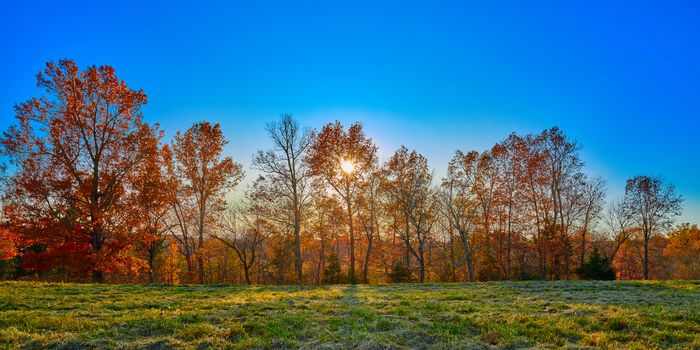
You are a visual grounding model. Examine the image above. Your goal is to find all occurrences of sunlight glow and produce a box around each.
[340,159,355,174]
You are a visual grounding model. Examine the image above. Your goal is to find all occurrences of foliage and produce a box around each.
[307,121,378,284]
[0,59,160,282]
[0,59,698,285]
[169,121,244,284]
[664,223,700,279]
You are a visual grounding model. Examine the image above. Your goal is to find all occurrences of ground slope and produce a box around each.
[0,281,698,349]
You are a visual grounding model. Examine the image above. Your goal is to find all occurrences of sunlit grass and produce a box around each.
[0,281,698,349]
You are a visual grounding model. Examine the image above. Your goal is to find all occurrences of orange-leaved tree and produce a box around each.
[664,223,700,279]
[384,146,436,283]
[170,122,244,284]
[307,121,377,284]
[0,59,161,282]
[126,135,176,283]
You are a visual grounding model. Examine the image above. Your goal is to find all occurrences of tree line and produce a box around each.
[0,60,696,284]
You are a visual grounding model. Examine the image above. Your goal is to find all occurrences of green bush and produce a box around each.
[388,260,413,283]
[576,248,616,280]
[322,254,346,284]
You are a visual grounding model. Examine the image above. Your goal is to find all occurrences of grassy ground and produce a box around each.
[0,281,698,349]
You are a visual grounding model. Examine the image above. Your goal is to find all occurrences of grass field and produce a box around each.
[0,281,698,349]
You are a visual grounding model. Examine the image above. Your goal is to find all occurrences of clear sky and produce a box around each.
[1,1,699,224]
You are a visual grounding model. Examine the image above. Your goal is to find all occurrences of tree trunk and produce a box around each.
[418,241,425,283]
[198,257,205,284]
[643,233,650,280]
[580,231,586,268]
[317,237,325,285]
[362,234,373,284]
[457,228,476,283]
[294,212,303,286]
[506,200,513,280]
[148,248,156,283]
[466,250,475,283]
[92,270,105,283]
[449,232,456,282]
[243,264,251,285]
[91,229,105,283]
[183,242,195,284]
[346,181,356,284]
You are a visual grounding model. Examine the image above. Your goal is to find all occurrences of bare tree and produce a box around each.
[578,176,606,267]
[623,175,682,279]
[253,114,311,285]
[604,199,633,262]
[214,200,269,285]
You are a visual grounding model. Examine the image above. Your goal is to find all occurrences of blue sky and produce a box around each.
[1,1,699,224]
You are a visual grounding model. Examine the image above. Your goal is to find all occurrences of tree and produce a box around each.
[128,138,176,283]
[440,151,479,282]
[214,185,270,285]
[577,176,606,268]
[308,189,345,285]
[385,146,436,283]
[623,175,682,279]
[253,114,310,285]
[518,127,586,280]
[664,223,700,280]
[307,121,377,284]
[491,134,526,280]
[170,122,244,284]
[0,59,160,282]
[357,168,382,283]
[576,247,616,280]
[604,199,633,262]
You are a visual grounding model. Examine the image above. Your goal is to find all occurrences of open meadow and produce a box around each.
[0,280,698,349]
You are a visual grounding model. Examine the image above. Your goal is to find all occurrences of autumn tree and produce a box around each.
[539,128,589,279]
[440,151,479,282]
[307,121,377,284]
[0,59,161,282]
[356,168,383,283]
[308,189,345,285]
[664,223,700,279]
[471,151,501,279]
[491,135,525,280]
[623,175,682,279]
[127,131,176,283]
[385,146,436,283]
[515,128,588,280]
[170,122,244,284]
[253,114,310,285]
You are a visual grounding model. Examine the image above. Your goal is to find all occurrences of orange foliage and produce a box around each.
[0,59,161,281]
[664,224,700,279]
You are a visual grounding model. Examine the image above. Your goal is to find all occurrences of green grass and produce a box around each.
[0,281,698,349]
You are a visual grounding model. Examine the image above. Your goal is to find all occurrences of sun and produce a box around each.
[340,159,355,174]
